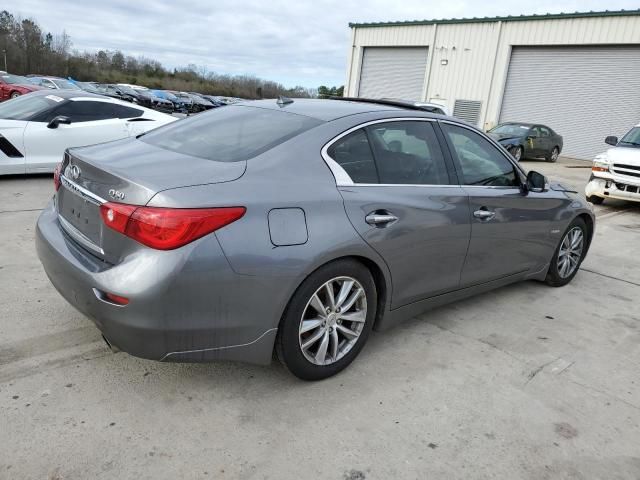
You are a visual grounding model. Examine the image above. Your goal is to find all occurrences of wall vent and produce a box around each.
[453,100,482,126]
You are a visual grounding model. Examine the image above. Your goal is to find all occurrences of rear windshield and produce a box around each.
[140,105,322,162]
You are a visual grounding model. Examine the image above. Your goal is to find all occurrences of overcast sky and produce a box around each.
[13,0,640,88]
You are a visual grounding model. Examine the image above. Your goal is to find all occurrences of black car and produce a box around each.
[488,123,563,162]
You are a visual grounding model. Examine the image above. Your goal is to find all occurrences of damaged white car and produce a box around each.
[585,123,640,205]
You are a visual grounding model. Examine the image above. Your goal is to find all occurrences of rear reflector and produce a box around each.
[100,203,246,250]
[105,292,130,305]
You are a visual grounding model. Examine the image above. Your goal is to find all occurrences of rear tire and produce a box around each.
[546,147,560,163]
[276,259,377,381]
[587,195,604,205]
[10,91,20,99]
[545,217,588,287]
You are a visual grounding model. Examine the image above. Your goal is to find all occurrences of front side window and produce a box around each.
[141,105,321,162]
[442,123,520,187]
[538,126,551,138]
[367,121,450,185]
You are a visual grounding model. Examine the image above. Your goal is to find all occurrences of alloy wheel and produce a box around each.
[551,147,559,162]
[557,227,584,278]
[298,276,367,366]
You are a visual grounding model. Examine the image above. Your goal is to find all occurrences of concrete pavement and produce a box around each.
[0,161,638,480]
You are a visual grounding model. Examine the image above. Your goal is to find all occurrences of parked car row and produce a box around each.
[0,71,241,115]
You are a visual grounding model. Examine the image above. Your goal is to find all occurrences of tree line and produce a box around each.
[0,10,333,99]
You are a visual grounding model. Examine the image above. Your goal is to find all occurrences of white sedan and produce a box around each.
[0,90,177,175]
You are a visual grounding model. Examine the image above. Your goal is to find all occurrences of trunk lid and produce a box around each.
[56,137,246,262]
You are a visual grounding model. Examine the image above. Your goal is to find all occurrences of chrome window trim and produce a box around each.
[321,117,441,187]
[58,214,105,256]
[60,174,106,205]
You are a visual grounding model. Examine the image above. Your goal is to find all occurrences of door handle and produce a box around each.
[365,211,398,227]
[473,209,496,220]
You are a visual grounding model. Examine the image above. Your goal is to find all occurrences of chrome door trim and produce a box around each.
[321,117,438,187]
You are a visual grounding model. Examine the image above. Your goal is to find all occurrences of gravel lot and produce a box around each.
[1,158,639,479]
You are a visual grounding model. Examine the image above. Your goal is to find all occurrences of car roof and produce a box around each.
[237,98,419,121]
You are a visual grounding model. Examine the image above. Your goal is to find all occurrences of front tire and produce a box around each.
[276,259,377,380]
[546,147,560,163]
[587,195,604,205]
[511,146,523,162]
[10,91,20,99]
[545,217,588,287]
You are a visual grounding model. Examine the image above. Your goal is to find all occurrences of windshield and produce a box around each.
[52,79,81,90]
[490,124,530,136]
[0,94,60,121]
[1,74,33,85]
[163,92,178,101]
[619,127,640,148]
[141,105,321,162]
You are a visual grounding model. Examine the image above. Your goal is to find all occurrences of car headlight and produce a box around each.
[592,155,610,172]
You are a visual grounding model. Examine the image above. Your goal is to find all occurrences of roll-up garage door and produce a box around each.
[358,47,428,100]
[500,46,640,160]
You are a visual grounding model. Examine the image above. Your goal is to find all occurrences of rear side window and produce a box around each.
[141,106,322,162]
[367,121,450,185]
[326,121,451,185]
[326,129,379,184]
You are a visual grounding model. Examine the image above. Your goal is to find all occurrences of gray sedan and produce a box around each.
[36,98,594,380]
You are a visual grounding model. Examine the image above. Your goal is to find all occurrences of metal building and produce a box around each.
[345,10,640,159]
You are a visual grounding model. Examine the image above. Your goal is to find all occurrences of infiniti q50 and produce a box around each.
[36,98,594,380]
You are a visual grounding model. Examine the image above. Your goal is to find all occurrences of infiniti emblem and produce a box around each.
[69,164,81,180]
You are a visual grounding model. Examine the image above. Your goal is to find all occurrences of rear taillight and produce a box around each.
[53,162,62,191]
[100,203,245,250]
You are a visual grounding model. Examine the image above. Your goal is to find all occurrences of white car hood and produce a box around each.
[602,147,640,166]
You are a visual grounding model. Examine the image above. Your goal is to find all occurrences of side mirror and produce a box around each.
[47,115,71,129]
[605,135,618,146]
[526,170,549,193]
[527,133,539,140]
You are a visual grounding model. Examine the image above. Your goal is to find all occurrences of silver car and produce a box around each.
[36,98,594,380]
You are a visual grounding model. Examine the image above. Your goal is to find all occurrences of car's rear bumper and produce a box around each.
[585,174,640,203]
[36,200,279,364]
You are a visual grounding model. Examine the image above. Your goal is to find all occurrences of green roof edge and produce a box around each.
[349,9,640,28]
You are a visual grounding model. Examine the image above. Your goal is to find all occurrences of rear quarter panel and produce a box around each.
[147,114,397,331]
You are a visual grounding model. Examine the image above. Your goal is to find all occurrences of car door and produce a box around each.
[326,119,471,308]
[23,100,128,172]
[538,126,553,156]
[441,122,559,286]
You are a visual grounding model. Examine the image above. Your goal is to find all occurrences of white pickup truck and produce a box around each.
[585,123,640,205]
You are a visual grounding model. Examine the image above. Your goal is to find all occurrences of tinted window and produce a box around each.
[327,129,378,184]
[50,101,142,122]
[443,124,519,187]
[141,105,321,162]
[367,121,450,185]
[538,126,551,137]
[620,127,640,147]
